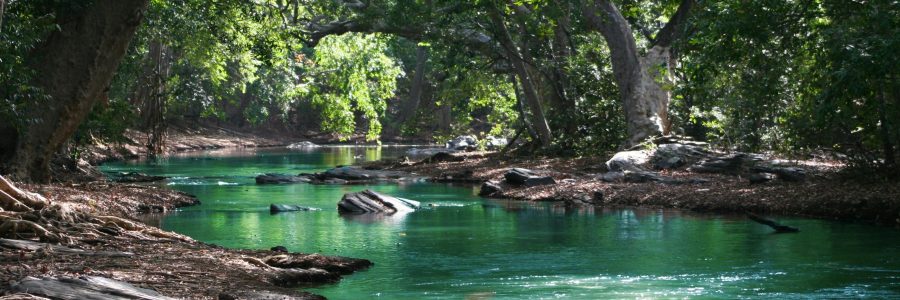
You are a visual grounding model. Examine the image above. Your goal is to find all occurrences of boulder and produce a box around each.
[485,136,508,150]
[269,204,319,214]
[689,153,761,174]
[599,171,625,183]
[421,152,465,164]
[503,168,556,187]
[748,173,776,184]
[406,148,456,157]
[256,173,309,184]
[338,190,421,214]
[287,141,319,149]
[752,166,806,182]
[605,150,651,172]
[446,135,478,150]
[651,143,709,170]
[478,181,503,197]
[623,170,668,183]
[319,166,412,182]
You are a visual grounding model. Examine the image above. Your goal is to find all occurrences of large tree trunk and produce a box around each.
[9,0,149,182]
[583,0,692,147]
[489,8,553,148]
[583,1,663,147]
[395,46,428,132]
[550,9,578,138]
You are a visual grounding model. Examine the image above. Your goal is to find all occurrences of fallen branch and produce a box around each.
[747,212,799,233]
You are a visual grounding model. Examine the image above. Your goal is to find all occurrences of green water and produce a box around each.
[101,147,900,299]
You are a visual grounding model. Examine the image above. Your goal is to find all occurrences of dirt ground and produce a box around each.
[0,181,372,299]
[376,152,900,227]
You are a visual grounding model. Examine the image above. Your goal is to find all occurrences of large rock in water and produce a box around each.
[503,168,556,187]
[256,173,310,184]
[319,166,412,181]
[338,190,421,214]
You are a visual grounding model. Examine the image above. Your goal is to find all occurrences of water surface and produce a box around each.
[102,147,900,299]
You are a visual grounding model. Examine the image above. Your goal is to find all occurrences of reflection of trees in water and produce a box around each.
[339,211,409,226]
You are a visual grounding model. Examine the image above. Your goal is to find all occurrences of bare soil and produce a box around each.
[375,152,900,226]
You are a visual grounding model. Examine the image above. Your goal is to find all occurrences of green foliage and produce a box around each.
[302,33,403,141]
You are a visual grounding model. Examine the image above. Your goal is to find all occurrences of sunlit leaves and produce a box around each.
[303,33,403,141]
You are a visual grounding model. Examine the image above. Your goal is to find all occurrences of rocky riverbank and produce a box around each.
[369,140,900,227]
[0,179,372,299]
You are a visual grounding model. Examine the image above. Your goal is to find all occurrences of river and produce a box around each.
[101,146,900,299]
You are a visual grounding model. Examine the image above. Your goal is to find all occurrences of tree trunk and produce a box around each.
[878,80,895,166]
[489,8,552,148]
[582,1,663,147]
[396,46,428,130]
[583,0,692,147]
[509,74,539,141]
[0,0,6,32]
[10,0,149,182]
[550,10,578,138]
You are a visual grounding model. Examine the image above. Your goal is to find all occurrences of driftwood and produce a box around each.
[747,213,799,233]
[10,276,175,300]
[0,238,132,257]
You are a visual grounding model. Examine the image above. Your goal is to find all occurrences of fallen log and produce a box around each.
[10,276,175,300]
[747,213,799,233]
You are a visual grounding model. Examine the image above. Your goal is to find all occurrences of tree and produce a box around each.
[583,0,693,147]
[4,0,149,182]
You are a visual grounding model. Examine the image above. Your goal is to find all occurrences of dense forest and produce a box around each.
[1,0,898,182]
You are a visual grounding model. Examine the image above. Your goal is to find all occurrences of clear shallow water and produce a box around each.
[102,147,900,299]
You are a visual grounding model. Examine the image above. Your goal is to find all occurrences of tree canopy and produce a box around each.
[1,0,898,181]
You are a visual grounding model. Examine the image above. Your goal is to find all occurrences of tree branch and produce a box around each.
[652,0,694,48]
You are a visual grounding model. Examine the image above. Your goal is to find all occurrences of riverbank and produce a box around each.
[0,179,372,299]
[372,150,900,227]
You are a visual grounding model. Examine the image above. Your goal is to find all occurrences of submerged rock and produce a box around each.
[286,141,319,149]
[337,189,421,214]
[504,168,556,187]
[269,204,319,214]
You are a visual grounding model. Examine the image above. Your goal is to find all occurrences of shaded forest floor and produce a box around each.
[0,181,371,299]
[373,152,900,227]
